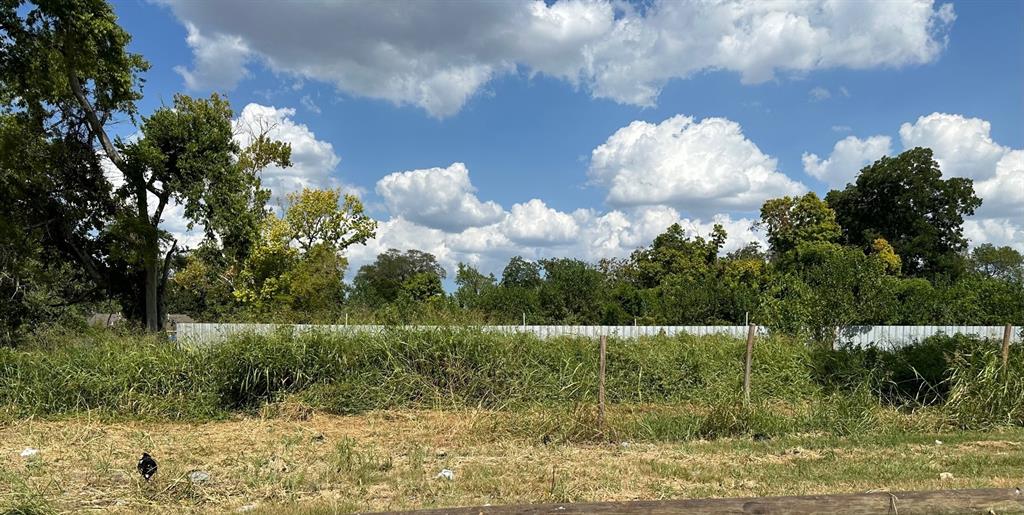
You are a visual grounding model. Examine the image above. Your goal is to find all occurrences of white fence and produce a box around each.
[174,323,1018,348]
[837,325,1018,348]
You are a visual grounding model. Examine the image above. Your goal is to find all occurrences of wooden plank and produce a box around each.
[381,487,1023,514]
[1003,323,1013,368]
[598,335,607,427]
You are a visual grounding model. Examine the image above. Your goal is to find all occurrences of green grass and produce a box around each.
[0,327,1021,436]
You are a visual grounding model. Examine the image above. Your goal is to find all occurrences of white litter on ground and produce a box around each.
[189,470,211,483]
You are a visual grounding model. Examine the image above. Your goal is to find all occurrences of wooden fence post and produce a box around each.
[743,323,756,406]
[1003,323,1013,368]
[598,335,607,427]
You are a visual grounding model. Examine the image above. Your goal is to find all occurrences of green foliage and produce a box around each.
[3,330,1020,436]
[500,256,542,288]
[759,192,840,256]
[945,342,1024,428]
[227,188,374,316]
[352,249,445,306]
[826,147,982,278]
[538,258,607,324]
[969,244,1024,283]
[284,188,377,253]
[761,242,895,339]
[453,263,496,309]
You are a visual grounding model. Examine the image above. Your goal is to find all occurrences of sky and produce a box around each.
[109,0,1024,280]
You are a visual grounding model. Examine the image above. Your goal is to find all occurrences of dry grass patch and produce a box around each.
[1,409,1022,514]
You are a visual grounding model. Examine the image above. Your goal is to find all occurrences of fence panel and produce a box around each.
[174,323,1021,346]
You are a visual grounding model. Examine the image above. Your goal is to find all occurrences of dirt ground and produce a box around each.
[2,410,1022,513]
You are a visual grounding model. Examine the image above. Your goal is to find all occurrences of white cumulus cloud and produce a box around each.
[375,163,505,232]
[501,199,580,246]
[899,113,1008,179]
[589,115,806,215]
[802,135,892,188]
[232,103,351,202]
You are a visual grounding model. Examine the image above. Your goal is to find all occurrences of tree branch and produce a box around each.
[66,72,124,169]
[159,241,178,292]
[151,191,170,227]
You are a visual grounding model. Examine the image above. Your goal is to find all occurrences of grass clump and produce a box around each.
[0,327,1020,436]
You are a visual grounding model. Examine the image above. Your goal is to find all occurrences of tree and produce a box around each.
[628,223,726,289]
[826,147,982,278]
[284,188,377,253]
[760,242,895,340]
[121,94,286,328]
[759,192,840,256]
[352,249,445,306]
[454,263,496,309]
[500,256,542,289]
[969,244,1023,283]
[1,0,148,326]
[0,2,292,331]
[233,188,375,311]
[726,242,766,262]
[537,258,606,324]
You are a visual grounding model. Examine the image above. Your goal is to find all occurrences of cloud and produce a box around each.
[300,95,321,115]
[802,135,892,188]
[899,113,1007,179]
[173,22,251,91]
[375,163,505,232]
[809,87,831,102]
[500,199,580,246]
[964,219,1024,252]
[588,115,806,215]
[162,0,955,117]
[974,150,1024,220]
[346,161,765,278]
[232,103,353,202]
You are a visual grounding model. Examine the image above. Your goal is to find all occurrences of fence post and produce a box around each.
[743,323,756,406]
[598,335,607,427]
[1003,323,1013,368]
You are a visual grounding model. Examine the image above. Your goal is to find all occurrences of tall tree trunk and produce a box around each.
[144,251,158,332]
[134,178,159,333]
[156,242,177,332]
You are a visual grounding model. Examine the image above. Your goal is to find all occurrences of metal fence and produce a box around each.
[174,322,1018,348]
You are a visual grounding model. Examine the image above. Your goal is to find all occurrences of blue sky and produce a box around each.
[111,0,1024,276]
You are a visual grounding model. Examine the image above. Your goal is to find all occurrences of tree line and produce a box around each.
[1,1,1021,344]
[168,146,1022,337]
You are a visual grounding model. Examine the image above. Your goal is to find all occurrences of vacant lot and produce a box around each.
[3,410,1023,514]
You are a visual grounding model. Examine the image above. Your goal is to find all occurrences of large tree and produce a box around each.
[352,249,445,306]
[231,188,376,311]
[825,147,981,278]
[0,1,290,330]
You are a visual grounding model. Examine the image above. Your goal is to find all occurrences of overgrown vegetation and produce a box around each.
[1,329,1020,436]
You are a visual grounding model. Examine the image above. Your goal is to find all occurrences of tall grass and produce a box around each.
[0,327,1019,436]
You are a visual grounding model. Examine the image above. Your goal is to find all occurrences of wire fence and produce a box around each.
[173,322,1020,348]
